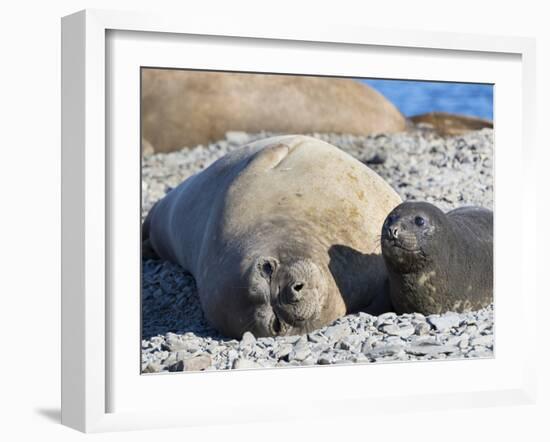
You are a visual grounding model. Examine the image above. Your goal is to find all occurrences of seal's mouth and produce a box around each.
[383,236,422,254]
[275,302,306,322]
[271,315,283,334]
[269,304,310,336]
[270,312,292,335]
[391,242,422,253]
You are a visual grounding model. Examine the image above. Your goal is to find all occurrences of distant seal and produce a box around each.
[409,112,493,136]
[141,69,407,153]
[143,135,401,337]
[380,202,493,315]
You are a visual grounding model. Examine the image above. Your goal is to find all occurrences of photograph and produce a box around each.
[140,68,494,374]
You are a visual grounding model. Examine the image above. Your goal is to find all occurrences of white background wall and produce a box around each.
[0,1,547,440]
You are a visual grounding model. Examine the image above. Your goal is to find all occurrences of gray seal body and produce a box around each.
[380,202,493,315]
[143,135,402,338]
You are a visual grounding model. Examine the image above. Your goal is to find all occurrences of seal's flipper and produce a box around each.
[142,201,160,259]
[246,143,290,171]
[142,238,160,260]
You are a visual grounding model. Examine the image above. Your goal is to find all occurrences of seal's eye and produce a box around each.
[414,216,426,227]
[262,262,273,277]
[258,257,278,279]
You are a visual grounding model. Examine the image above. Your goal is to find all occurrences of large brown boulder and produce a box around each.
[141,69,407,153]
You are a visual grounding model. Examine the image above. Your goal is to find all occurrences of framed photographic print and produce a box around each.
[139,67,496,373]
[61,9,537,433]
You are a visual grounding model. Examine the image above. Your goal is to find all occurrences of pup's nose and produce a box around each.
[384,213,400,239]
[387,226,399,239]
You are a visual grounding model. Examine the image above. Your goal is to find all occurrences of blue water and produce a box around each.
[361,79,493,120]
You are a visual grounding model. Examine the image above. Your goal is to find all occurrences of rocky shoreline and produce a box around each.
[141,128,494,373]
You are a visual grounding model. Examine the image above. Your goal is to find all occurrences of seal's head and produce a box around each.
[242,255,328,337]
[381,202,447,273]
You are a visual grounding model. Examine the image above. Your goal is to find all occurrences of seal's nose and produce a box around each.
[384,214,400,239]
[281,283,304,304]
[388,226,399,239]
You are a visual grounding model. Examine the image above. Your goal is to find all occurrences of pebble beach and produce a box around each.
[141,128,494,373]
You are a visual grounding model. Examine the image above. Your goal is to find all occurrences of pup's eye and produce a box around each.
[414,216,425,227]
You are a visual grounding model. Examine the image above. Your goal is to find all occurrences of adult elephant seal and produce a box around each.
[141,69,407,153]
[380,202,493,315]
[410,112,493,136]
[143,135,401,338]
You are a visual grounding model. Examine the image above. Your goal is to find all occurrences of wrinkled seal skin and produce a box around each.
[381,202,493,315]
[143,135,401,338]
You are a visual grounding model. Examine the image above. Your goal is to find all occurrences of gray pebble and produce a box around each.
[175,351,188,361]
[375,312,397,328]
[365,345,404,359]
[406,344,458,356]
[317,356,333,365]
[232,358,260,369]
[168,360,184,372]
[445,336,463,347]
[307,333,327,344]
[142,362,162,374]
[184,355,212,371]
[274,343,293,360]
[240,331,256,347]
[343,334,363,347]
[258,337,275,346]
[365,152,387,165]
[470,335,493,347]
[428,313,461,332]
[410,335,438,345]
[415,322,431,336]
[290,343,311,361]
[467,348,494,358]
[225,131,250,145]
[380,323,415,338]
[338,340,352,351]
[281,335,302,345]
[322,324,350,341]
[162,353,177,366]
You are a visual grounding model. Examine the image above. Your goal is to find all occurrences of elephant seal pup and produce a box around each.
[380,202,493,315]
[143,135,401,338]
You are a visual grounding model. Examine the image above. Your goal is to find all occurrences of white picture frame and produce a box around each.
[61,9,537,433]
